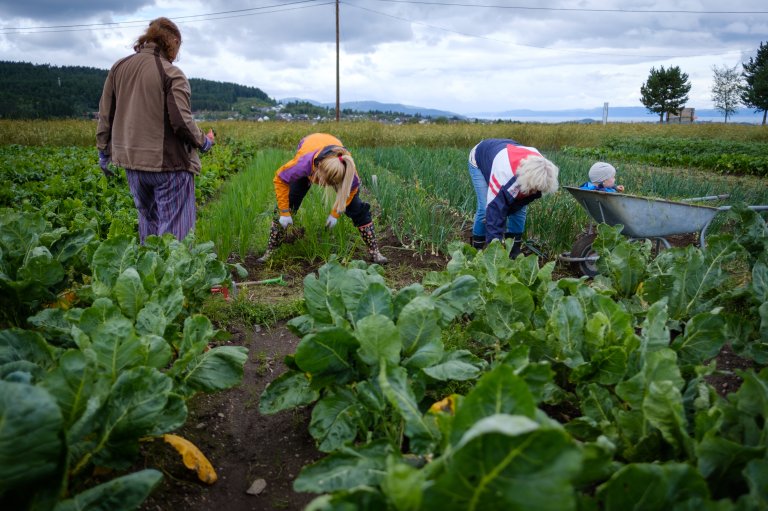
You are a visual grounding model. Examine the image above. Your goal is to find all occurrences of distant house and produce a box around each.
[668,107,695,123]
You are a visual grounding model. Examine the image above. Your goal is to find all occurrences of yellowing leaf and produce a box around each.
[428,395,456,415]
[162,434,218,484]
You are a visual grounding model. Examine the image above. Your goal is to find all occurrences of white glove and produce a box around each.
[279,215,293,229]
[325,215,338,229]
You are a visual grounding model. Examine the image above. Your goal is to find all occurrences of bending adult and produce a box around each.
[257,133,387,264]
[96,17,214,243]
[468,138,559,258]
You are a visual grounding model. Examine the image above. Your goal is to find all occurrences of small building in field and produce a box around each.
[668,107,696,123]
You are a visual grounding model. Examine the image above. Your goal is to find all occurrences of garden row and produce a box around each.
[0,138,252,509]
[260,214,768,510]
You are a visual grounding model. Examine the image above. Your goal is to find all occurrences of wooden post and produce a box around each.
[335,0,340,122]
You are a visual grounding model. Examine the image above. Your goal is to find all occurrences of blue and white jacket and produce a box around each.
[472,139,543,243]
[579,182,619,193]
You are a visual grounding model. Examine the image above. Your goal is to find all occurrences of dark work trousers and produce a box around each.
[125,169,196,243]
[287,177,372,227]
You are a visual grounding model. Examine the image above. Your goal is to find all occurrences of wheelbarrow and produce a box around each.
[558,186,768,277]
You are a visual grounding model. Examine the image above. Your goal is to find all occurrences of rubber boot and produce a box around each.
[256,221,285,263]
[504,232,524,259]
[358,222,388,264]
[471,235,485,249]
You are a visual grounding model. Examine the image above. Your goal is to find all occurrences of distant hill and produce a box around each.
[0,61,274,119]
[470,105,764,122]
[280,98,463,119]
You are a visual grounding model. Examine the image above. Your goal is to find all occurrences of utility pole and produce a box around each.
[335,0,340,122]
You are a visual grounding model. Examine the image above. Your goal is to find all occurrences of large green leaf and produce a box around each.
[594,224,649,297]
[0,327,54,369]
[42,350,96,428]
[0,380,64,494]
[91,236,137,297]
[113,268,147,321]
[295,327,359,376]
[97,367,187,456]
[88,316,145,380]
[356,314,401,366]
[424,415,581,511]
[294,440,393,493]
[422,350,484,382]
[670,311,726,366]
[547,295,586,368]
[17,245,65,287]
[379,363,437,454]
[356,282,394,322]
[148,271,184,323]
[596,462,710,510]
[381,456,426,511]
[695,433,764,498]
[0,210,48,262]
[53,469,162,511]
[430,274,479,326]
[259,370,319,415]
[392,282,425,321]
[398,296,443,369]
[54,229,95,266]
[304,263,347,324]
[173,345,248,394]
[450,365,536,445]
[135,301,168,337]
[309,388,363,452]
[642,380,691,457]
[338,268,381,321]
[640,299,671,357]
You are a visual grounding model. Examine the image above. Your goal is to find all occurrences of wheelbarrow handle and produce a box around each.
[680,194,730,202]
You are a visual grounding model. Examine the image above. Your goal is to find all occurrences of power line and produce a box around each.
[342,1,750,60]
[364,0,768,15]
[0,0,331,34]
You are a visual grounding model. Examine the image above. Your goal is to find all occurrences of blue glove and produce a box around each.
[325,215,338,229]
[98,150,114,177]
[279,215,293,229]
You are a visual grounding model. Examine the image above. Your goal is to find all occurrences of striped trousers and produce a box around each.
[125,169,196,243]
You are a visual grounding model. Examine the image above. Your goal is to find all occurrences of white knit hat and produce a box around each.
[588,162,616,183]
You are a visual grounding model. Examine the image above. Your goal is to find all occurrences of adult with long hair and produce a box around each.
[257,133,388,264]
[468,138,559,258]
[96,17,214,242]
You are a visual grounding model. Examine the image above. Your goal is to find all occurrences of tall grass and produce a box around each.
[196,148,364,263]
[5,119,767,150]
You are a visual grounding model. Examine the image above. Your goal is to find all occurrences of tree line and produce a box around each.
[0,61,274,119]
[640,41,768,125]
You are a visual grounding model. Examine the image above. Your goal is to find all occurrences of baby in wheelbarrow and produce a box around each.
[580,162,625,193]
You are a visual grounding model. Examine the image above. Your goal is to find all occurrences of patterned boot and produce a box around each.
[358,222,388,264]
[256,221,286,263]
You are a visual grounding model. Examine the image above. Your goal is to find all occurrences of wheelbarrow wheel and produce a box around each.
[571,233,599,277]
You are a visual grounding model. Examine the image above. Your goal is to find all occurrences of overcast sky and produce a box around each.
[0,0,766,115]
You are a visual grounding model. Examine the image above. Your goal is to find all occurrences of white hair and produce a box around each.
[515,156,559,195]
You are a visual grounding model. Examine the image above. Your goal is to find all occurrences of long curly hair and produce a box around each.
[314,148,357,214]
[134,17,182,62]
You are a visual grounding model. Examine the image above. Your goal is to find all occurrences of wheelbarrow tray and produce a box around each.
[564,186,719,239]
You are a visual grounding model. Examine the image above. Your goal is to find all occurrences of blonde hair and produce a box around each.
[314,149,357,214]
[515,156,559,195]
[134,17,182,62]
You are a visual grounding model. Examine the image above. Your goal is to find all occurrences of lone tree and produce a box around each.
[741,41,768,126]
[711,64,742,123]
[640,65,691,123]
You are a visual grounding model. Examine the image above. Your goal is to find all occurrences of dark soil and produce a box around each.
[138,227,757,510]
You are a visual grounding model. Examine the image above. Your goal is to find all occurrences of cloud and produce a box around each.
[0,0,766,113]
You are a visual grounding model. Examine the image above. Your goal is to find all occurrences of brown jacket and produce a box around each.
[96,43,207,174]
